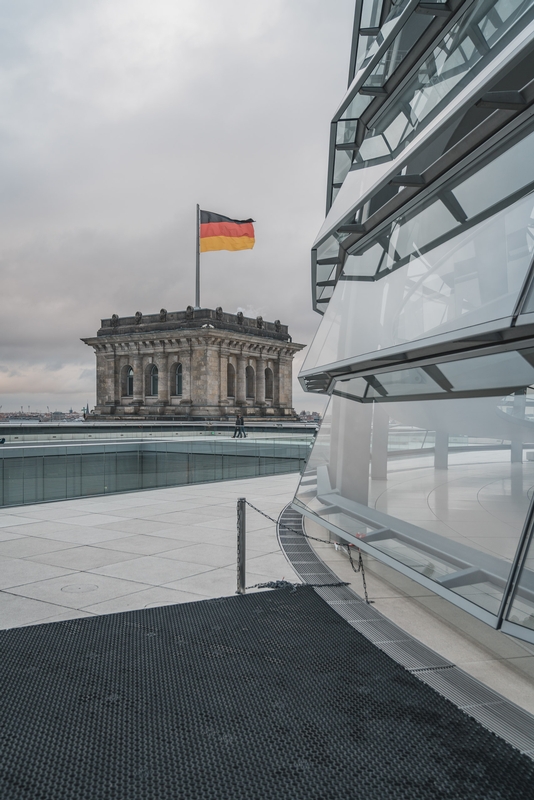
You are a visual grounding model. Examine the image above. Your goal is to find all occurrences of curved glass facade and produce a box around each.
[298,0,534,644]
[315,0,534,313]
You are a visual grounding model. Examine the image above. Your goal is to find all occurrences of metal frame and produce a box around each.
[301,0,534,644]
[314,15,534,312]
[292,499,500,628]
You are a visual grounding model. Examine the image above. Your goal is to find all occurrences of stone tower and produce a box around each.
[82,307,305,420]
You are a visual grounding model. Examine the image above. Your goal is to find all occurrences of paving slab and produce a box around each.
[5,573,152,610]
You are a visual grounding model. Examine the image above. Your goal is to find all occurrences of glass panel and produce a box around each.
[0,439,312,508]
[303,192,534,374]
[355,33,377,73]
[333,149,353,184]
[348,121,534,281]
[295,392,534,617]
[364,9,433,89]
[440,351,534,391]
[316,262,336,283]
[370,367,440,398]
[355,0,534,166]
[344,242,384,277]
[334,351,534,402]
[358,3,408,72]
[336,119,358,145]
[452,129,534,219]
[359,134,391,161]
[317,235,342,261]
[336,376,369,399]
[506,529,534,630]
[340,92,372,121]
[361,0,383,30]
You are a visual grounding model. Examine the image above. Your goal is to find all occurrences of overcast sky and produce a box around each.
[1,0,354,413]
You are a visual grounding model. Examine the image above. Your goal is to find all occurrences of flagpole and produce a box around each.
[195,204,200,308]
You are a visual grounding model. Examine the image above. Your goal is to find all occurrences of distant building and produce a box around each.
[82,307,304,420]
[298,410,322,423]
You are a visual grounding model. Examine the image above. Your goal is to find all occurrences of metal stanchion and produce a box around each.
[236,497,246,594]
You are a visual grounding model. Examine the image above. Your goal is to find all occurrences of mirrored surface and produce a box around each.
[303,188,534,374]
[355,0,534,167]
[295,391,534,618]
[333,350,534,401]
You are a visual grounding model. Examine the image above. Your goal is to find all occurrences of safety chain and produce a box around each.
[245,500,333,546]
[345,543,371,605]
[245,579,350,592]
[244,500,371,604]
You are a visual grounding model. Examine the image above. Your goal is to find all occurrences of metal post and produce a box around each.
[195,203,201,308]
[237,497,246,594]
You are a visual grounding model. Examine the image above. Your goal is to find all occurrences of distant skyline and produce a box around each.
[1,0,354,412]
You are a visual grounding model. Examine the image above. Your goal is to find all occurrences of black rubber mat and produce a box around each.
[1,587,534,799]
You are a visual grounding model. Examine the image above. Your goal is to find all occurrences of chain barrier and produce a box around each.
[243,500,371,603]
[245,579,350,592]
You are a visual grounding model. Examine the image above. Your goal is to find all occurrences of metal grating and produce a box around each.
[418,666,507,709]
[466,703,534,753]
[277,504,534,757]
[349,618,413,643]
[375,639,452,671]
[335,603,383,622]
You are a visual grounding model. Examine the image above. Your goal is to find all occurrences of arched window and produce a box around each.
[246,365,255,399]
[150,364,158,396]
[265,367,274,400]
[122,365,133,397]
[227,363,235,398]
[175,363,183,396]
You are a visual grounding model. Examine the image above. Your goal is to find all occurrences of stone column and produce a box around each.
[118,355,128,401]
[104,354,117,406]
[219,346,228,405]
[277,351,292,408]
[256,356,266,405]
[236,352,246,405]
[132,354,143,403]
[95,350,107,407]
[205,342,221,409]
[190,341,204,409]
[273,355,281,407]
[156,352,169,405]
[180,343,192,405]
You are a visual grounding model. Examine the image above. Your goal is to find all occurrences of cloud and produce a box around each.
[1,0,353,412]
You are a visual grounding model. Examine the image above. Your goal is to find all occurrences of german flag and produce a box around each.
[200,210,255,253]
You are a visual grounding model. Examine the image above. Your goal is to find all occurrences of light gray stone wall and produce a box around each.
[83,322,303,419]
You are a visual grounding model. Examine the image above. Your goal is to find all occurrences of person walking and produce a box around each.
[239,414,247,438]
[232,415,240,438]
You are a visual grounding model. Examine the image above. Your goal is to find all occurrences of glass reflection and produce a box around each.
[347,123,534,280]
[296,391,534,618]
[355,0,534,167]
[333,350,534,402]
[506,536,534,630]
[303,191,534,374]
[363,11,432,90]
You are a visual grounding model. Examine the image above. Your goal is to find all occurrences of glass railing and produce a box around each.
[0,436,313,507]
